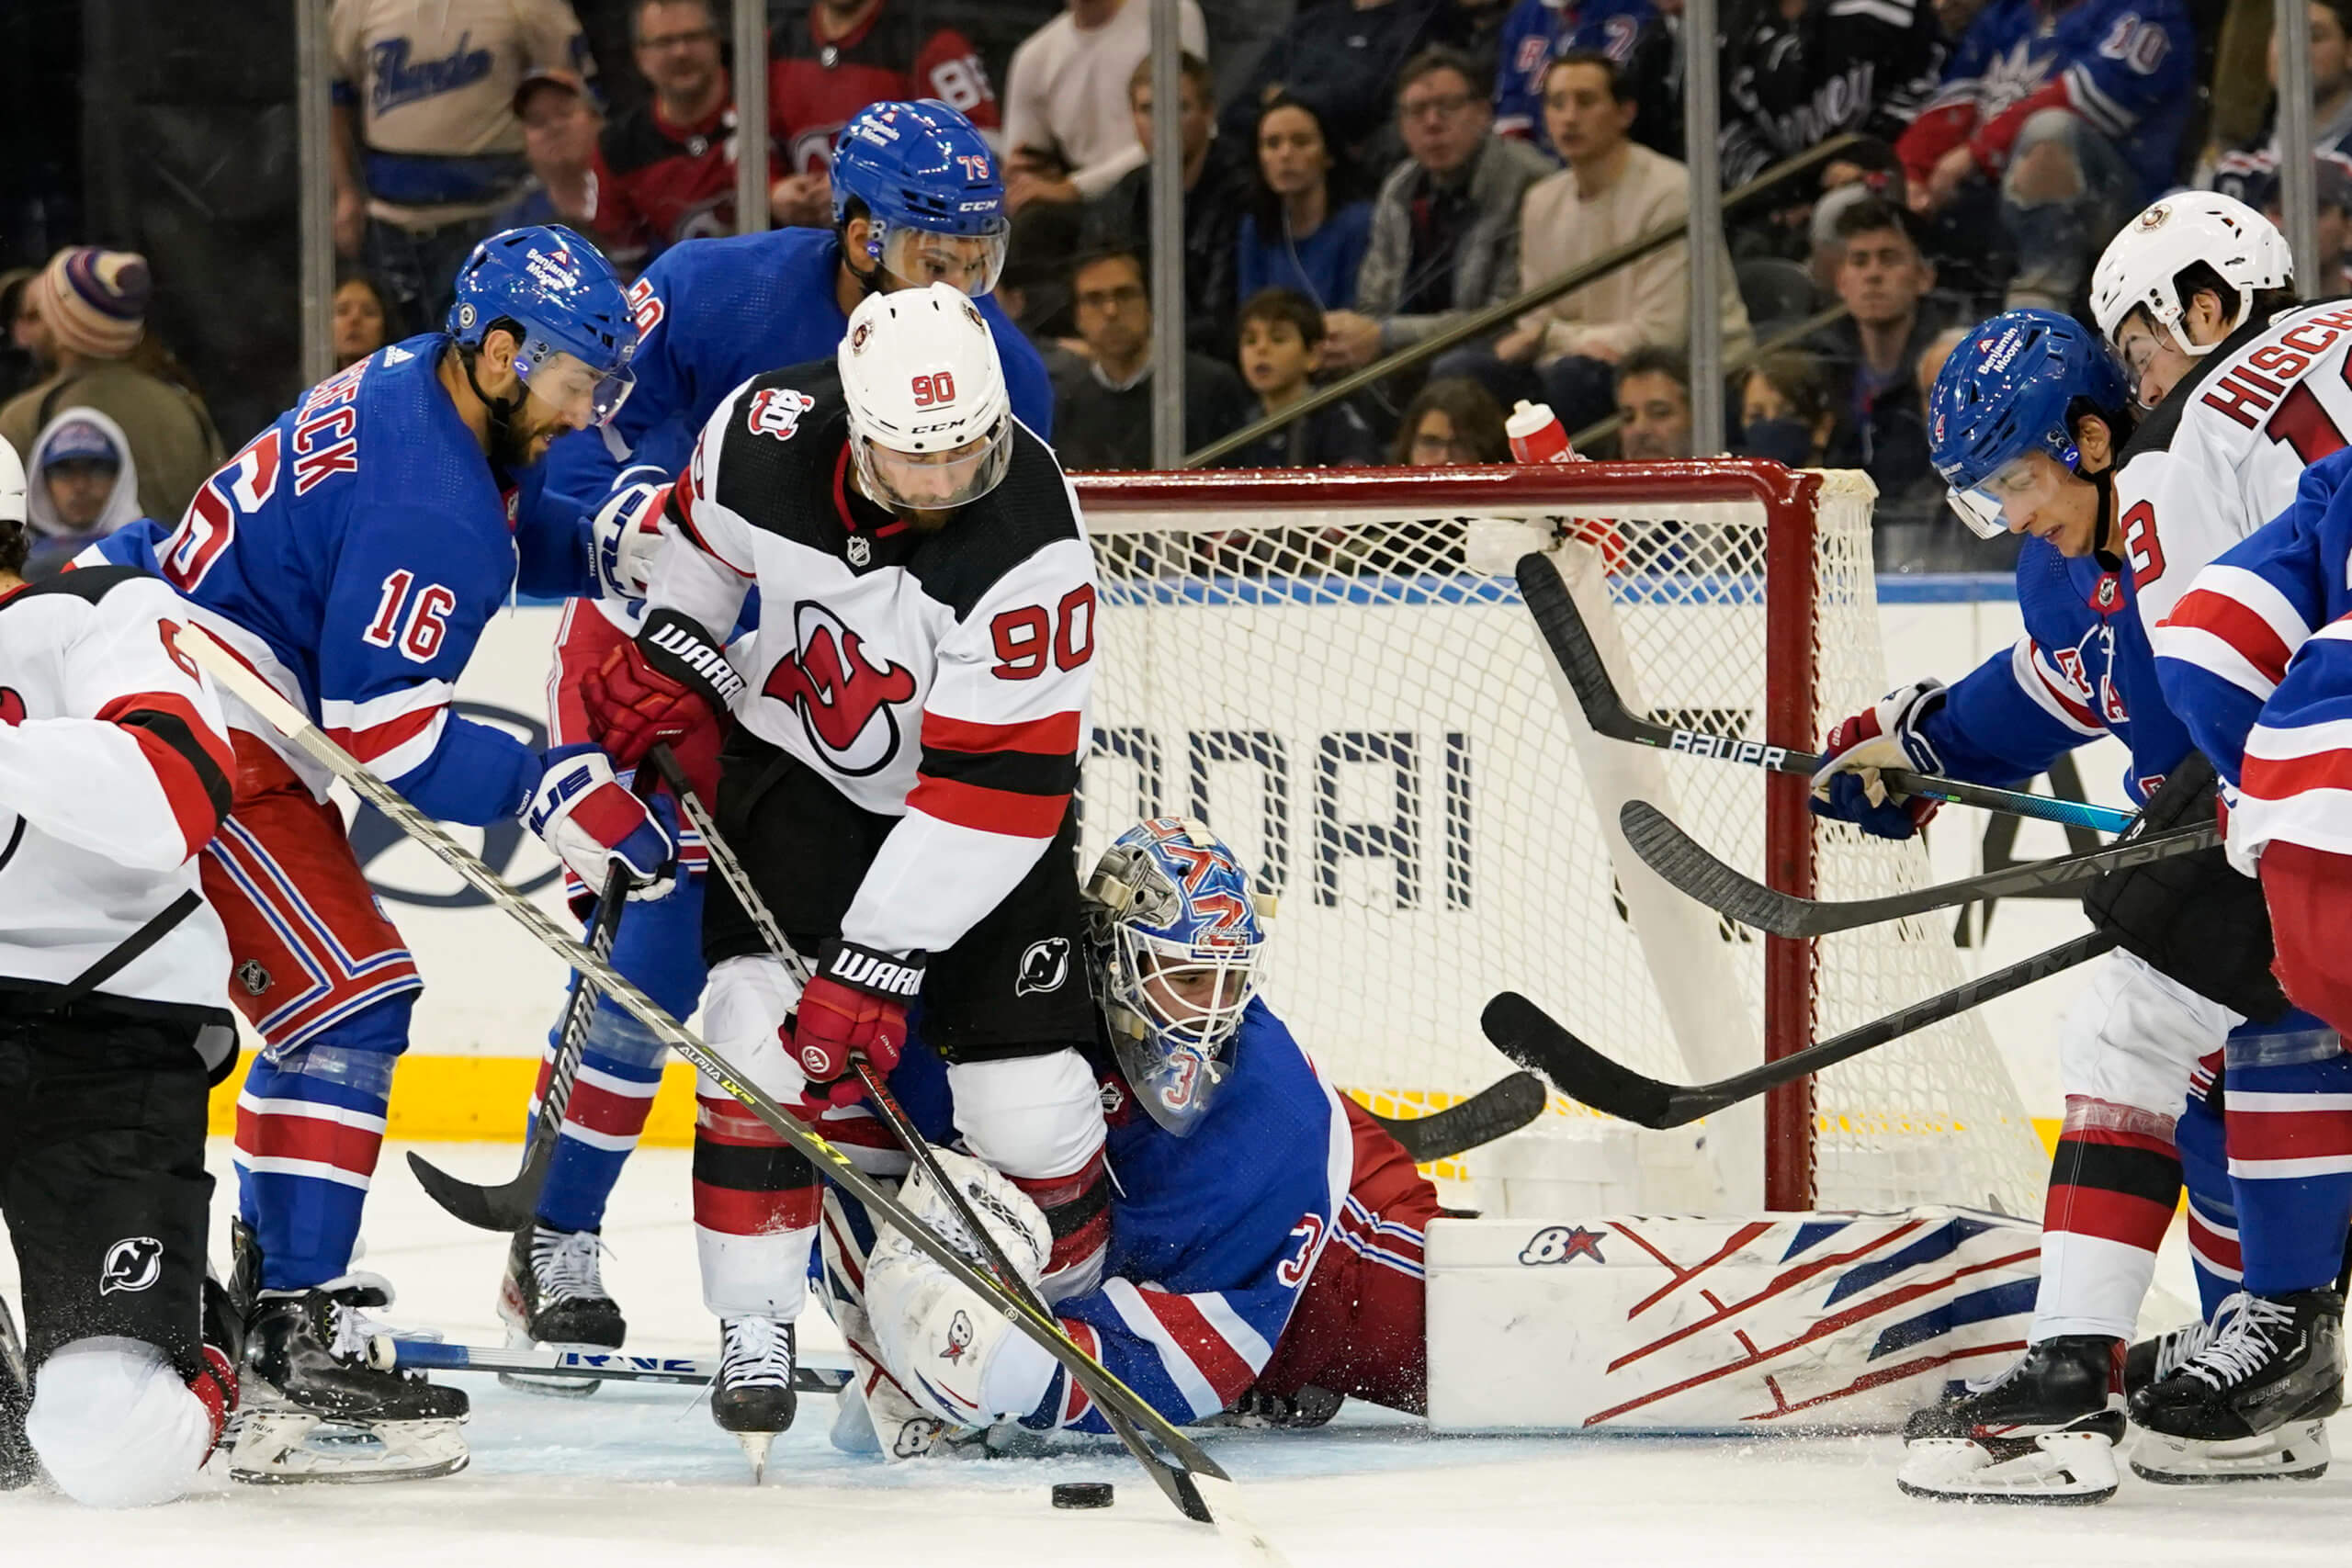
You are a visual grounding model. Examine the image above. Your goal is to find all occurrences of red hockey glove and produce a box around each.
[581,607,741,769]
[787,940,925,1109]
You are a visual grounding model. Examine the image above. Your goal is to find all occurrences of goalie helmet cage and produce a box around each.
[1070,460,2049,1216]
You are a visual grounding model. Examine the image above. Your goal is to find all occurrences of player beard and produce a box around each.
[491,404,567,471]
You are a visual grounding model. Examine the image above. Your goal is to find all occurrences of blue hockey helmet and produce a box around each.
[1082,818,1273,1137]
[1928,309,2132,539]
[447,224,639,426]
[831,100,1009,296]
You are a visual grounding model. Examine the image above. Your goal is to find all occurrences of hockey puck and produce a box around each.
[1051,1482,1114,1509]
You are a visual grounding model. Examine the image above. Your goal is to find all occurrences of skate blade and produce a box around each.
[228,1410,469,1485]
[2131,1421,2332,1484]
[736,1429,777,1483]
[493,1327,602,1399]
[1896,1431,2119,1504]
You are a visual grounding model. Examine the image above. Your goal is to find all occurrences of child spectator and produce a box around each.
[494,68,603,232]
[1808,196,1944,495]
[1612,344,1693,458]
[331,270,393,367]
[21,410,143,579]
[1218,288,1385,467]
[1391,375,1510,463]
[1322,48,1552,372]
[1235,97,1375,311]
[1090,52,1250,356]
[1001,0,1209,211]
[1053,245,1249,468]
[767,0,1001,227]
[1221,0,1464,172]
[1734,352,1838,468]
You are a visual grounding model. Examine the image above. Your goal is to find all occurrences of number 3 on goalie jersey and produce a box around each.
[162,427,283,592]
[989,584,1096,679]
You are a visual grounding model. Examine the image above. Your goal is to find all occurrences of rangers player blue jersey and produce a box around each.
[95,335,594,825]
[1492,0,1658,142]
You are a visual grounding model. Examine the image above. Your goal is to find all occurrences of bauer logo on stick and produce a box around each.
[99,1235,164,1295]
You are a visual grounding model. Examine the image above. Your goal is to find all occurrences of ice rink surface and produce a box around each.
[4,1141,2349,1567]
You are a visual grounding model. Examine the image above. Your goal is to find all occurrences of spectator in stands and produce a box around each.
[329,0,593,333]
[1802,144,1908,290]
[495,68,604,231]
[768,0,1002,228]
[1717,0,1944,195]
[1612,344,1693,458]
[1217,288,1385,467]
[332,270,394,367]
[1321,48,1553,373]
[1441,51,1751,432]
[1054,245,1249,468]
[19,411,142,580]
[0,269,46,406]
[1091,52,1250,356]
[1734,352,1837,468]
[1807,197,1943,495]
[1492,0,1661,157]
[0,248,222,528]
[1002,0,1209,212]
[2210,0,2352,207]
[594,0,787,270]
[1235,97,1375,311]
[1897,0,2191,310]
[2257,155,2352,296]
[1222,0,1463,172]
[1391,375,1510,463]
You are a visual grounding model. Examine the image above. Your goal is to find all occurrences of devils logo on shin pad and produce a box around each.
[763,600,918,776]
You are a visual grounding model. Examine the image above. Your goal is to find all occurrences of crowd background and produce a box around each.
[0,0,2341,574]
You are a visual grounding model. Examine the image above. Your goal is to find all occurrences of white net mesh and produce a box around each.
[1075,467,2048,1216]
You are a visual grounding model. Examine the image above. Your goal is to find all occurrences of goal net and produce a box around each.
[1071,462,2048,1219]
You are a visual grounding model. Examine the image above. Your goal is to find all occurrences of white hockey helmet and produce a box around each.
[2090,191,2292,357]
[0,435,23,528]
[837,282,1013,513]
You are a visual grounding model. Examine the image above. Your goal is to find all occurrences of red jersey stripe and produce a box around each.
[2165,587,2296,686]
[907,772,1069,837]
[920,708,1083,757]
[1137,1287,1259,1404]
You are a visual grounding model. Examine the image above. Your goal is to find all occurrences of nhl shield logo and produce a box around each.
[100,1235,164,1296]
[237,959,271,997]
[1015,938,1070,997]
[846,536,872,568]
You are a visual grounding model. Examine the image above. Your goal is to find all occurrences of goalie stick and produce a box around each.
[1618,799,2219,939]
[1515,551,2136,835]
[175,628,1269,1551]
[1367,1073,1549,1162]
[640,751,1283,1558]
[1481,929,2118,1128]
[379,1338,852,1393]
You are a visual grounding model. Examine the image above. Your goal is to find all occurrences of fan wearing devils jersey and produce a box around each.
[820,819,1441,1455]
[577,282,1098,1472]
[495,101,1047,1374]
[0,439,243,1509]
[86,225,674,1484]
[768,0,1001,198]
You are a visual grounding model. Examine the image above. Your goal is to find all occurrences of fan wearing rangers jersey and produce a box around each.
[495,101,1052,1372]
[578,282,1100,1472]
[1492,0,1659,147]
[819,819,1440,1457]
[0,438,242,1508]
[88,225,675,1484]
[768,0,1002,196]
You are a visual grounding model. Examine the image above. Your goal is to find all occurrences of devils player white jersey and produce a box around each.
[646,361,1095,959]
[0,567,234,1016]
[2111,298,2352,630]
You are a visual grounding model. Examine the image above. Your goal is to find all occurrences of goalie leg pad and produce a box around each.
[2130,1419,2332,1484]
[1896,1426,2121,1504]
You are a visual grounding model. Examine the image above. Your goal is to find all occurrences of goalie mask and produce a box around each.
[1083,818,1272,1137]
[838,283,1013,514]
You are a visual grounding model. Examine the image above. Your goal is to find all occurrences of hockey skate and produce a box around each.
[714,1315,797,1482]
[496,1224,625,1398]
[2128,1289,2342,1485]
[232,1277,469,1484]
[0,1295,29,1491]
[1896,1337,2125,1504]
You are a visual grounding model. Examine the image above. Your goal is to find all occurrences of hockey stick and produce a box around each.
[1617,799,2219,940]
[1481,929,2119,1129]
[1515,551,2137,835]
[1367,1073,1549,1163]
[378,1337,851,1393]
[404,761,660,1231]
[175,634,1254,1541]
[643,750,1279,1551]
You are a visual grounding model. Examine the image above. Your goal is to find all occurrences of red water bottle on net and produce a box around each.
[1506,401,1623,569]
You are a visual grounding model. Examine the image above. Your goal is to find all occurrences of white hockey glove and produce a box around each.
[586,472,669,602]
[864,1150,1057,1429]
[526,744,678,900]
[1809,678,1949,840]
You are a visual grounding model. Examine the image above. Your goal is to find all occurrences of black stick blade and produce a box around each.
[1618,799,1802,934]
[407,1141,551,1233]
[1480,992,1682,1130]
[1516,551,1642,741]
[1374,1071,1550,1162]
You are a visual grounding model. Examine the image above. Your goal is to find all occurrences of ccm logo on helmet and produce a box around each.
[910,372,956,407]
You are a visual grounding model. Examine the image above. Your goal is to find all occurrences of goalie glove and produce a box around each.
[1811,679,1949,840]
[864,1150,1057,1429]
[581,607,742,772]
[585,471,668,602]
[526,744,679,900]
[787,940,923,1108]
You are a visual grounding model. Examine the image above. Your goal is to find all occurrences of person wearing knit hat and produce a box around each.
[0,248,222,531]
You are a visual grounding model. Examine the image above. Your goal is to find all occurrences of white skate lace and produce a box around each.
[2182,1294,2298,1390]
[317,1272,404,1361]
[531,1227,612,1305]
[719,1317,796,1391]
[2153,1294,2243,1383]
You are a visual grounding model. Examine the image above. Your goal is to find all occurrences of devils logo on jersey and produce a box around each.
[0,687,22,726]
[763,600,918,775]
